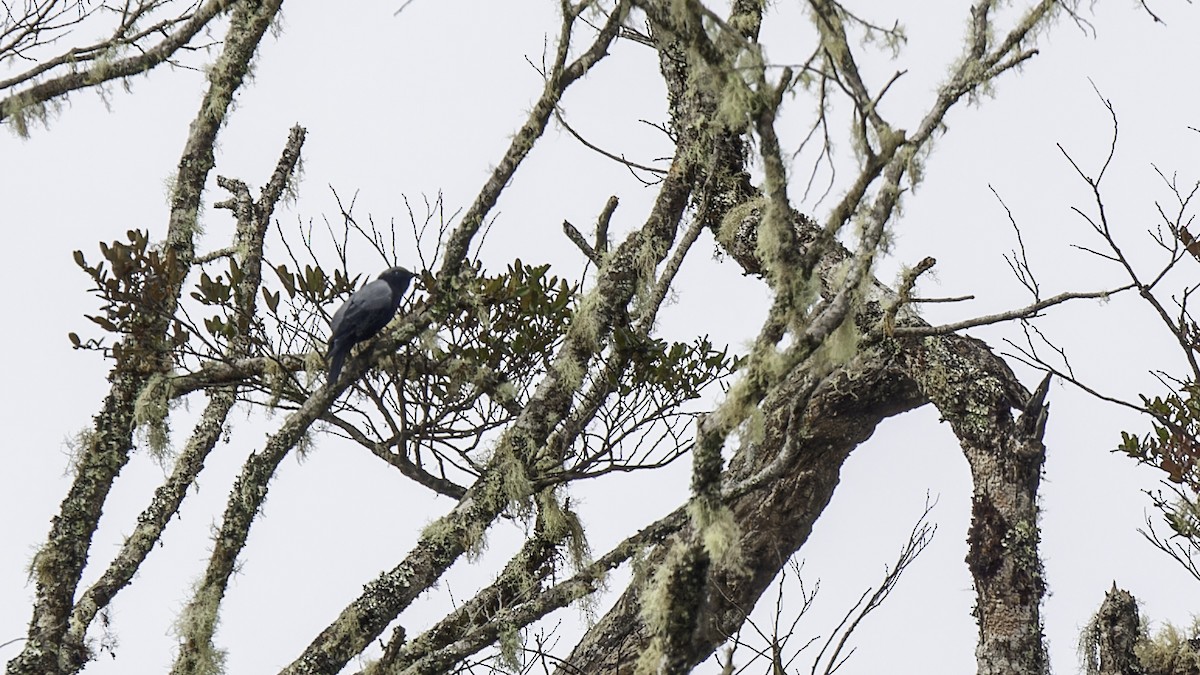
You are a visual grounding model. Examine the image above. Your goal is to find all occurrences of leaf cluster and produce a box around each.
[270,262,361,309]
[1119,384,1200,544]
[615,329,739,401]
[436,259,577,390]
[1119,385,1200,489]
[69,229,186,369]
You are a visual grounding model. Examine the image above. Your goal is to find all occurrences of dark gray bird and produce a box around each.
[326,266,414,385]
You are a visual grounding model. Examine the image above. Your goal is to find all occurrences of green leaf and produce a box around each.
[263,288,280,313]
[274,264,296,298]
[86,314,117,332]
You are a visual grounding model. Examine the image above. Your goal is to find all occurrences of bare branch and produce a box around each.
[562,219,598,262]
[435,1,629,280]
[887,285,1135,338]
[813,497,936,675]
[1,0,233,135]
[555,106,669,178]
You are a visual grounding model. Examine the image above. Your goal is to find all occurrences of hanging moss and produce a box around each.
[496,444,534,519]
[3,93,59,138]
[496,620,522,671]
[133,372,174,459]
[1135,618,1200,674]
[538,490,591,571]
[635,542,711,675]
[687,498,743,570]
[173,584,228,675]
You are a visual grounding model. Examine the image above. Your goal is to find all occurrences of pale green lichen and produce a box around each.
[497,620,522,671]
[280,154,304,206]
[492,380,518,406]
[1001,516,1044,596]
[173,584,228,675]
[168,198,206,241]
[713,60,760,132]
[420,511,489,561]
[134,372,174,459]
[905,137,933,193]
[303,348,325,383]
[496,444,534,519]
[635,544,687,674]
[632,233,670,319]
[753,203,793,272]
[263,357,286,408]
[857,18,907,57]
[742,405,767,447]
[808,308,860,374]
[538,490,590,571]
[726,4,764,35]
[634,541,719,675]
[293,428,315,461]
[328,605,374,657]
[63,426,100,474]
[1134,617,1200,673]
[83,45,121,86]
[716,197,766,247]
[568,283,607,355]
[687,498,743,570]
[3,93,60,138]
[25,542,47,585]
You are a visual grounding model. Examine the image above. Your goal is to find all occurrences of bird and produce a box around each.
[326,266,415,385]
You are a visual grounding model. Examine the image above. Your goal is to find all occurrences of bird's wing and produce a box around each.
[327,275,407,384]
[329,298,350,345]
[331,279,396,343]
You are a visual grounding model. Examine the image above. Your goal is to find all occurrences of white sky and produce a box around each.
[2,2,1199,673]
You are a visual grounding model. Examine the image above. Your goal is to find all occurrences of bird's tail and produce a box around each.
[328,341,348,385]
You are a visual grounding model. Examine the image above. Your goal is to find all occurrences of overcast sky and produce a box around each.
[3,2,1199,673]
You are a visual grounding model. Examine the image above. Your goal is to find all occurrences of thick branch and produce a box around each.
[280,89,701,675]
[1,0,234,133]
[562,341,926,671]
[564,3,1063,671]
[7,4,284,674]
[70,127,304,664]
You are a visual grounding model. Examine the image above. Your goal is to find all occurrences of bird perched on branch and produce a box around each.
[326,266,414,385]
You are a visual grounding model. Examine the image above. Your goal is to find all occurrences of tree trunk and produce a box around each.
[563,4,1052,667]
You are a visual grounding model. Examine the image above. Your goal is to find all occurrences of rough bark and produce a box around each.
[561,2,1053,670]
[1086,585,1200,675]
[899,337,1050,675]
[1082,585,1144,675]
[9,2,1068,673]
[6,3,285,674]
[562,338,926,672]
[560,221,1051,672]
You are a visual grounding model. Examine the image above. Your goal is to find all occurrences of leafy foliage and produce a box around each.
[320,257,738,488]
[615,328,739,399]
[70,229,187,370]
[1119,384,1200,488]
[435,259,578,394]
[1119,385,1200,555]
